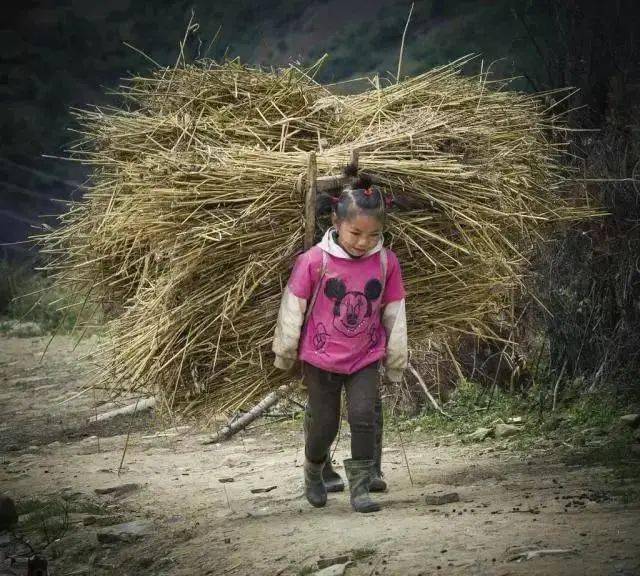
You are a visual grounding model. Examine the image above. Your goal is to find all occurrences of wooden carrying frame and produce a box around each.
[298,149,363,250]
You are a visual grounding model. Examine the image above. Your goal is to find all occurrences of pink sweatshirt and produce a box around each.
[272,228,408,380]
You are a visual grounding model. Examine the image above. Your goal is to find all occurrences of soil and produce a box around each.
[1,334,639,576]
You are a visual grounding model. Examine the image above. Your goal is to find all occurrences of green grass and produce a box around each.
[389,379,638,463]
[16,493,110,550]
[0,259,102,335]
[393,379,529,436]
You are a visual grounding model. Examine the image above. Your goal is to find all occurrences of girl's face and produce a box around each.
[333,212,383,258]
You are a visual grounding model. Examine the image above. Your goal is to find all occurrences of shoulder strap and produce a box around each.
[380,247,388,294]
[303,249,328,327]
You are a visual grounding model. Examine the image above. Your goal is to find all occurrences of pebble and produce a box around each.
[94,483,140,497]
[96,520,153,544]
[620,414,640,428]
[424,492,460,506]
[494,423,522,439]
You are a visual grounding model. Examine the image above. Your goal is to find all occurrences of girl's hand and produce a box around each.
[385,368,404,383]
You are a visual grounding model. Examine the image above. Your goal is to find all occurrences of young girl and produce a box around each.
[272,168,408,513]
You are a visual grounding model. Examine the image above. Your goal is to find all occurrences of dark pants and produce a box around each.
[303,362,380,463]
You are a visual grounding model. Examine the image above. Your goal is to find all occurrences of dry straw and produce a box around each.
[38,55,595,418]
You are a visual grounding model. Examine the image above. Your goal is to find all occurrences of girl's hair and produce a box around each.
[317,163,387,223]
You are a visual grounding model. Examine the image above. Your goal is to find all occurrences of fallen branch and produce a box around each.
[202,382,296,444]
[89,397,155,422]
[408,363,452,419]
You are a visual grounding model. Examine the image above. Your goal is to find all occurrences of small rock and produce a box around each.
[313,562,351,576]
[0,495,18,531]
[218,477,235,483]
[317,555,351,569]
[4,321,44,338]
[620,414,640,428]
[494,423,522,439]
[424,492,460,506]
[96,520,153,544]
[94,483,140,497]
[250,486,277,494]
[465,427,492,442]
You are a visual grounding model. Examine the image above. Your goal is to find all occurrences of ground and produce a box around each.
[1,335,639,576]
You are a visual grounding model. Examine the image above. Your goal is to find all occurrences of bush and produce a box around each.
[0,258,101,334]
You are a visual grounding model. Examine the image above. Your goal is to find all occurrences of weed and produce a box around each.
[0,259,102,335]
[351,547,376,561]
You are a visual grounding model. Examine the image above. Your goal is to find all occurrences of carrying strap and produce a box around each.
[303,247,388,329]
[303,249,328,328]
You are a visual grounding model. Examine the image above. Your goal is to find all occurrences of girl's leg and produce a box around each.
[303,401,345,492]
[303,363,342,463]
[343,363,380,513]
[370,390,387,492]
[344,363,379,459]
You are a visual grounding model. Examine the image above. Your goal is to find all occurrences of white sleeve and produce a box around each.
[382,299,408,382]
[272,286,307,370]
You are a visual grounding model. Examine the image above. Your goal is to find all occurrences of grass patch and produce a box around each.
[391,380,638,463]
[393,379,529,436]
[16,492,109,548]
[351,547,376,561]
[0,259,102,335]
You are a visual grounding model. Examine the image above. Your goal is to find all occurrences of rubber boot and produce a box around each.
[304,459,327,508]
[322,457,345,493]
[344,458,380,513]
[369,396,387,492]
[304,402,344,493]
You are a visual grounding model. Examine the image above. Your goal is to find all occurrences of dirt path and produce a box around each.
[1,335,639,576]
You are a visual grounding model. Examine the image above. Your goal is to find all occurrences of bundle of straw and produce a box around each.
[39,56,592,418]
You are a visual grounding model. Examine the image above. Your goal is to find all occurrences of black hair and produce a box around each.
[316,163,386,224]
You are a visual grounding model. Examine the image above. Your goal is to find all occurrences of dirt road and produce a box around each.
[1,335,639,575]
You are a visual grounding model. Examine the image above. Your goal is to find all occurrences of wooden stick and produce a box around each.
[118,397,143,476]
[304,152,317,250]
[350,148,359,168]
[315,170,381,193]
[89,397,155,422]
[395,421,414,486]
[202,382,296,444]
[552,360,567,411]
[408,363,452,419]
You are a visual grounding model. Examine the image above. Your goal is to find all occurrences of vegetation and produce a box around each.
[0,259,100,334]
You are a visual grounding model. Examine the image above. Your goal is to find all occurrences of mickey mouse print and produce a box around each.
[288,243,406,375]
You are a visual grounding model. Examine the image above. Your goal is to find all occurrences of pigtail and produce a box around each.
[316,192,337,217]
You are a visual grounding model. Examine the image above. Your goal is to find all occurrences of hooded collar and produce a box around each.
[318,227,383,260]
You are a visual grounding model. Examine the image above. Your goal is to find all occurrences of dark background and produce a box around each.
[3,0,637,257]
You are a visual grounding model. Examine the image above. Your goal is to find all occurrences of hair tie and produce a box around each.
[363,187,373,197]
